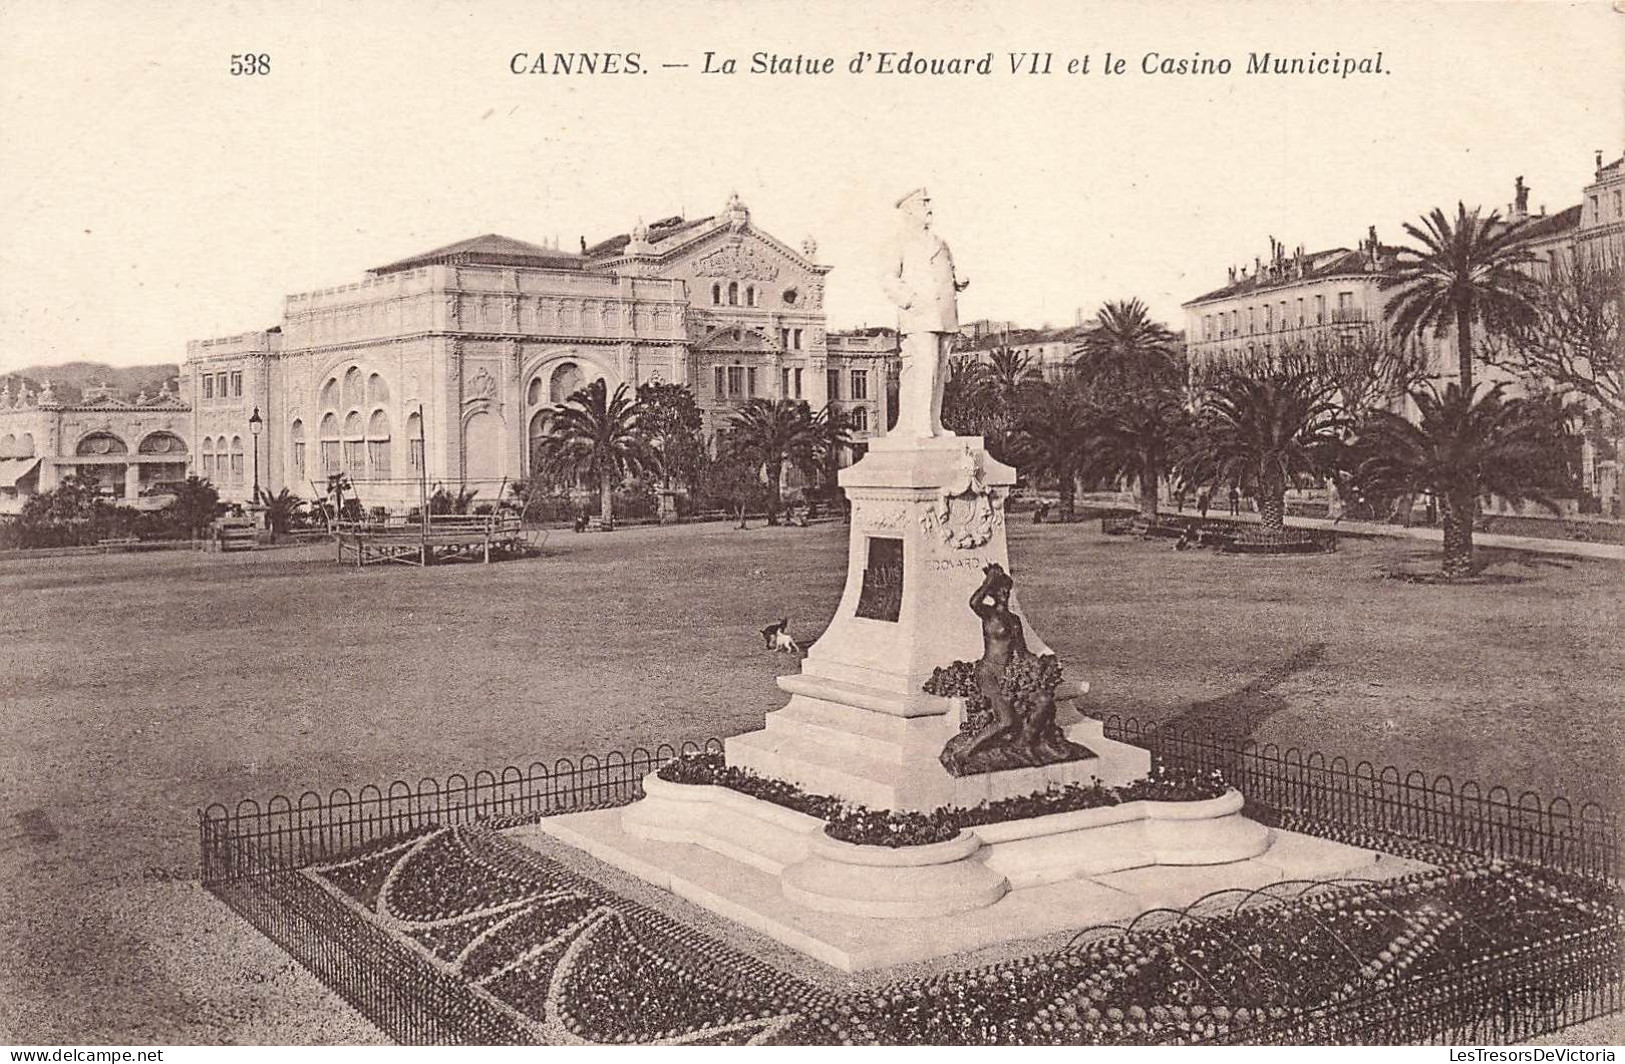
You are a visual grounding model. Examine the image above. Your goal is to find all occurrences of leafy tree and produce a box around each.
[700,452,769,529]
[166,475,221,540]
[1182,369,1348,533]
[636,382,707,492]
[1383,203,1541,392]
[1355,383,1578,576]
[429,485,479,515]
[532,378,662,529]
[723,398,817,525]
[1010,381,1092,520]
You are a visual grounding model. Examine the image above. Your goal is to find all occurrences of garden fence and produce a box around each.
[197,724,1620,1044]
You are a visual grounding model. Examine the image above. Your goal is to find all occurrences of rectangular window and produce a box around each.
[827,368,840,401]
[781,368,790,396]
[1337,291,1355,321]
[230,452,245,485]
[1264,305,1273,331]
[322,441,340,473]
[1296,298,1305,327]
[850,369,868,400]
[1248,308,1255,334]
[1280,302,1288,330]
[202,375,214,400]
[747,367,757,397]
[794,368,803,399]
[794,329,804,350]
[368,440,391,479]
[344,440,364,473]
[714,366,726,396]
[1315,295,1326,324]
[292,442,306,477]
[230,371,243,397]
[217,373,229,400]
[410,438,424,471]
[727,365,745,397]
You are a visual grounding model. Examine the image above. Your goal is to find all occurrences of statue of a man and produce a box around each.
[882,188,968,438]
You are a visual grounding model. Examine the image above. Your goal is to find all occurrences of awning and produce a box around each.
[0,457,42,489]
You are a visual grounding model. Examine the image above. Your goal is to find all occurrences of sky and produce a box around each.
[0,0,1620,370]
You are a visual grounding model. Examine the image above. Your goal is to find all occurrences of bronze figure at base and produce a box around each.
[932,563,1095,777]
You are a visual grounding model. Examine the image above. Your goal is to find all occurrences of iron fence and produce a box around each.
[197,726,1621,1044]
[1102,715,1619,887]
[199,739,721,884]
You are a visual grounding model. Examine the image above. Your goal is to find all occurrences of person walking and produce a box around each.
[1228,485,1240,517]
[1197,487,1211,519]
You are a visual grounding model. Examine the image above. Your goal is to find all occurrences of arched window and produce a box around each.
[0,434,13,459]
[526,376,545,406]
[342,366,364,409]
[320,413,341,473]
[320,377,340,410]
[367,410,392,479]
[343,411,365,474]
[229,436,245,486]
[76,432,128,456]
[17,433,33,458]
[727,282,739,306]
[200,437,215,482]
[529,410,549,470]
[851,406,869,432]
[367,372,390,405]
[290,419,306,478]
[711,283,721,306]
[405,411,423,472]
[550,361,585,403]
[138,432,186,455]
[746,286,757,307]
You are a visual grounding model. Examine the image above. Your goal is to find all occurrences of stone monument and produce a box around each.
[523,192,1376,972]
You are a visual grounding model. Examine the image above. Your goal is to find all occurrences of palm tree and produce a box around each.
[1383,203,1540,392]
[1011,381,1092,520]
[1355,383,1576,577]
[809,403,855,498]
[1184,369,1348,534]
[1079,298,1178,381]
[1087,385,1193,522]
[941,355,994,437]
[255,487,304,542]
[532,378,662,529]
[724,398,818,524]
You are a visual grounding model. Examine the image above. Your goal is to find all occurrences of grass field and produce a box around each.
[0,520,1620,1042]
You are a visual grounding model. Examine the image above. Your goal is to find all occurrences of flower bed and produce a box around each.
[264,822,1623,1045]
[654,752,1228,847]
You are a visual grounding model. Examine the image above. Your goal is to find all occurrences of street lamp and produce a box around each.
[248,406,263,505]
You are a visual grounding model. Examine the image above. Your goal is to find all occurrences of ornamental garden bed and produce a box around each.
[654,751,1228,847]
[223,819,1622,1045]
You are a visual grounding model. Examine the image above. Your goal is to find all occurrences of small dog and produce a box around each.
[760,618,800,655]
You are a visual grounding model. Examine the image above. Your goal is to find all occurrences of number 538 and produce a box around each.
[230,54,271,75]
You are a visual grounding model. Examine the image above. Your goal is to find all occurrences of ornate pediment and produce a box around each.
[693,241,781,282]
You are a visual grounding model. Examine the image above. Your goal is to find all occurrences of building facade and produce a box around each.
[1182,156,1623,514]
[183,195,893,509]
[0,380,191,515]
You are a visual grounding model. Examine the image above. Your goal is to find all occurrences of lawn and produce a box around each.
[0,520,1619,1042]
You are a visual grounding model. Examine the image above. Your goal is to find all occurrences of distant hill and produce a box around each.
[1,362,181,405]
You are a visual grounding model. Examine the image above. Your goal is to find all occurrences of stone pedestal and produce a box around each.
[726,436,1149,810]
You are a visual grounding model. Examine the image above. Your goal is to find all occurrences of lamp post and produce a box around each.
[248,406,264,522]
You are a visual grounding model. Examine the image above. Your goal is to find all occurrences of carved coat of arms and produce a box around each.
[922,445,1005,549]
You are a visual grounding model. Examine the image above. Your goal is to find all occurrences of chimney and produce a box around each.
[1598,150,1605,171]
[1512,176,1529,221]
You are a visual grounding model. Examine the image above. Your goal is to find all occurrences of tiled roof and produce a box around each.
[1185,245,1403,305]
[585,215,715,258]
[1518,204,1582,243]
[369,234,584,275]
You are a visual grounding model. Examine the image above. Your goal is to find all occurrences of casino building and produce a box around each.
[184,194,891,508]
